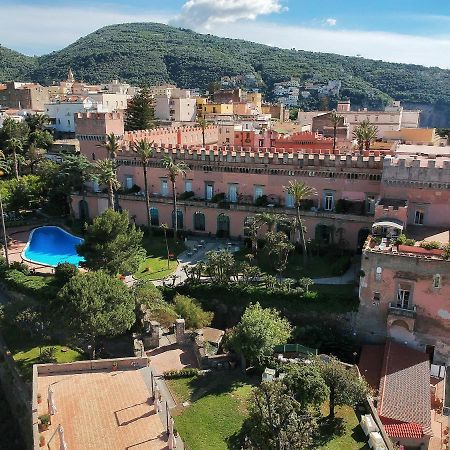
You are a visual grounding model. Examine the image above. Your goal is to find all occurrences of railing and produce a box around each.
[388,303,417,318]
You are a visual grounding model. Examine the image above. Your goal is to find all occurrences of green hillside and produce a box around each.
[1,22,450,125]
[0,45,37,81]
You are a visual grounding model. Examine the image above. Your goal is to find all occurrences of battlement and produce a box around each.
[382,156,450,184]
[119,144,383,170]
[75,111,124,136]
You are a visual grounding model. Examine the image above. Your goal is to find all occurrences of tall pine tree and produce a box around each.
[125,87,155,131]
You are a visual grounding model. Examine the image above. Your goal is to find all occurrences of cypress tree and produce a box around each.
[124,87,155,131]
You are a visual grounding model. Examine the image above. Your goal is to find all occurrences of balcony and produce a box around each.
[388,303,417,319]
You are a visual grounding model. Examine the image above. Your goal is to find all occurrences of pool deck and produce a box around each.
[7,226,56,274]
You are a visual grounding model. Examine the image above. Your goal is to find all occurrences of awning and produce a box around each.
[372,221,403,230]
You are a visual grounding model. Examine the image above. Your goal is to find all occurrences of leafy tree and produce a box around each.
[229,303,292,367]
[162,155,189,237]
[204,250,236,284]
[284,363,329,410]
[125,87,155,131]
[132,139,154,229]
[77,209,146,275]
[173,294,213,329]
[59,153,92,215]
[246,381,317,450]
[0,118,29,179]
[265,231,294,278]
[92,159,120,209]
[57,271,135,358]
[135,283,177,327]
[298,277,314,293]
[318,357,369,419]
[54,262,78,285]
[255,212,288,233]
[244,216,260,256]
[283,180,317,263]
[24,113,50,132]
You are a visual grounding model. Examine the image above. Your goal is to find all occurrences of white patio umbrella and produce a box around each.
[168,417,174,435]
[58,425,68,450]
[48,385,57,415]
[168,430,176,449]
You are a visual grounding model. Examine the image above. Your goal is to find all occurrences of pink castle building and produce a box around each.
[73,112,450,362]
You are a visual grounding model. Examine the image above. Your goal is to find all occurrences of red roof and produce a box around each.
[383,422,424,439]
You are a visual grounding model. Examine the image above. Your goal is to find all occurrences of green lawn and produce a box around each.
[167,373,368,450]
[319,404,369,450]
[2,326,84,381]
[134,234,185,281]
[167,372,254,450]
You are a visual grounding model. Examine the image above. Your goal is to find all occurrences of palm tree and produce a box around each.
[93,159,120,209]
[330,110,343,152]
[5,138,23,179]
[103,132,121,160]
[25,144,45,174]
[160,223,170,269]
[162,155,189,238]
[25,113,50,132]
[133,139,154,230]
[353,120,378,151]
[255,212,288,233]
[197,118,207,147]
[283,180,317,263]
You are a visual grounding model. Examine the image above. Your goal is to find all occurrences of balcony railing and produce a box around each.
[388,303,417,319]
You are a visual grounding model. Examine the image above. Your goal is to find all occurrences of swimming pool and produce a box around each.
[23,226,85,267]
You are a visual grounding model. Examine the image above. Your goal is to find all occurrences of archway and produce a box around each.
[315,224,331,244]
[217,214,230,237]
[150,207,159,226]
[193,211,206,231]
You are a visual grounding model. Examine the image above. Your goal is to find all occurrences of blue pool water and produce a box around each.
[23,226,84,267]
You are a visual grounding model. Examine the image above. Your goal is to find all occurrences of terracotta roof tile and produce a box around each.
[383,422,424,439]
[377,341,432,436]
[358,344,385,391]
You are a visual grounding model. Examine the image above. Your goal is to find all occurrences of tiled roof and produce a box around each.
[358,344,385,392]
[383,422,424,439]
[378,341,432,436]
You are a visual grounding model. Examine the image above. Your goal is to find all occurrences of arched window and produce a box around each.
[217,214,230,237]
[171,209,184,229]
[315,224,331,244]
[150,207,159,226]
[193,211,205,231]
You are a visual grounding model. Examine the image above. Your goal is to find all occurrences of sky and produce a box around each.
[2,0,450,68]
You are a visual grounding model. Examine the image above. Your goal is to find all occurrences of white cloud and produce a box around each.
[171,0,285,29]
[0,3,170,56]
[325,18,337,26]
[211,20,450,69]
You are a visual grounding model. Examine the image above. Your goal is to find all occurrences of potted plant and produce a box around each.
[173,428,178,438]
[38,414,50,431]
[39,435,46,447]
[37,393,42,404]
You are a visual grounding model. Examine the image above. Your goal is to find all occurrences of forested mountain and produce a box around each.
[1,22,450,125]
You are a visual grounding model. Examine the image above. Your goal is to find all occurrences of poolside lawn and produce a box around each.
[167,373,368,450]
[2,326,84,381]
[134,235,185,281]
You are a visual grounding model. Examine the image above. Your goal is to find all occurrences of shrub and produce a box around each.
[174,294,213,329]
[443,243,450,260]
[163,368,199,379]
[38,414,50,426]
[9,261,30,275]
[178,191,195,200]
[54,262,78,285]
[396,234,415,246]
[211,192,226,203]
[419,241,442,250]
[39,347,57,363]
[255,195,268,207]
